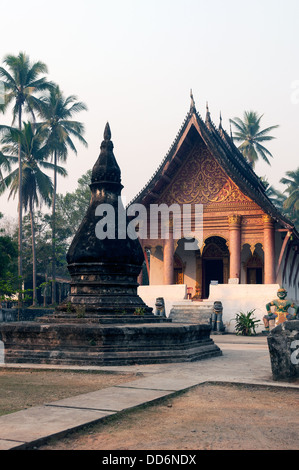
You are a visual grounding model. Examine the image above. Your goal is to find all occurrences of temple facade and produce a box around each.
[131,98,299,302]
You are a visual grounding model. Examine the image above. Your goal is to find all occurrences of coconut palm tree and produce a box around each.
[37,84,87,303]
[0,122,66,305]
[0,146,17,189]
[280,168,299,229]
[230,111,279,168]
[0,52,52,280]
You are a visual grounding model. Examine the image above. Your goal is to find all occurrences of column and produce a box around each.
[228,215,242,280]
[263,214,276,284]
[163,224,174,285]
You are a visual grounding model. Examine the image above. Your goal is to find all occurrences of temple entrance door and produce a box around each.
[245,253,264,284]
[174,254,184,285]
[201,236,229,299]
[203,259,224,298]
[247,267,263,284]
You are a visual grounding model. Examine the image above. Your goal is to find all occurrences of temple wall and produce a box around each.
[149,246,164,285]
[138,284,187,317]
[208,283,281,333]
[175,241,197,292]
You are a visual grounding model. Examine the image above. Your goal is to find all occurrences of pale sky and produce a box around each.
[0,0,299,223]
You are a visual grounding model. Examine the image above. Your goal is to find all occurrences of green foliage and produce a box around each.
[134,307,145,316]
[230,111,279,168]
[0,234,18,278]
[0,273,33,303]
[280,167,299,231]
[234,309,260,336]
[75,305,86,318]
[55,169,92,235]
[0,51,52,123]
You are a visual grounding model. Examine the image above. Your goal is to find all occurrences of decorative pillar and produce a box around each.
[163,221,174,285]
[228,215,242,280]
[263,214,276,284]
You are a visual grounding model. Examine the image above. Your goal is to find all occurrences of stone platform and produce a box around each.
[0,320,222,366]
[169,300,213,324]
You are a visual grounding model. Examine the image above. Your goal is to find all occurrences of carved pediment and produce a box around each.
[159,142,252,206]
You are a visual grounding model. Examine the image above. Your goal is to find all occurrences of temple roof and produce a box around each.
[129,97,298,236]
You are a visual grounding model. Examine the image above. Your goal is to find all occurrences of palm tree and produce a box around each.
[0,146,17,188]
[0,122,66,305]
[280,168,299,229]
[37,84,87,303]
[0,52,52,280]
[230,111,279,168]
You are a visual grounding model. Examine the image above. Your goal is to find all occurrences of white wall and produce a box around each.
[138,284,187,317]
[208,283,281,333]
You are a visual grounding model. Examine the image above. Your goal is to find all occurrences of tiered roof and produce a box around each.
[130,94,297,236]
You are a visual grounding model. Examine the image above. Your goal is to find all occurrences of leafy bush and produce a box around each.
[234,309,260,336]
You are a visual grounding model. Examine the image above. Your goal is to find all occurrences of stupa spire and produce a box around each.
[103,121,111,141]
[91,122,121,186]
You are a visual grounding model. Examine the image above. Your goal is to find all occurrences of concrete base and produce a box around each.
[0,320,222,366]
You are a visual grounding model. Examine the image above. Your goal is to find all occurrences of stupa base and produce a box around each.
[0,321,222,366]
[36,311,170,324]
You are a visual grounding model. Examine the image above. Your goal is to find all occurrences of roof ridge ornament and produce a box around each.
[219,111,223,129]
[205,102,212,126]
[190,89,196,113]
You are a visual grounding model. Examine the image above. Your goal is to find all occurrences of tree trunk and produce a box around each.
[51,150,57,305]
[29,201,36,307]
[18,105,23,308]
[43,273,47,307]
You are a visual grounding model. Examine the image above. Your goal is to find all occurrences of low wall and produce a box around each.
[0,308,55,322]
[138,284,292,333]
[138,284,187,317]
[208,284,281,333]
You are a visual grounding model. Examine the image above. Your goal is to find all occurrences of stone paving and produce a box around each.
[0,334,298,450]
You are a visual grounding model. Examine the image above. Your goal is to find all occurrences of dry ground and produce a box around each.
[0,369,298,450]
[0,368,138,416]
[39,382,299,451]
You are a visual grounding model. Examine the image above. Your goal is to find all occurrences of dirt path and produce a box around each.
[39,382,299,451]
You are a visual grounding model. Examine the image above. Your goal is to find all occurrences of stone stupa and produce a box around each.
[0,124,221,365]
[54,122,162,323]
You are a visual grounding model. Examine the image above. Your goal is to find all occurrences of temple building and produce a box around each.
[130,96,299,306]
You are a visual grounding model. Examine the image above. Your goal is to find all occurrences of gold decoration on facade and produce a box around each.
[160,144,252,206]
[228,214,242,225]
[211,179,251,203]
[262,214,274,226]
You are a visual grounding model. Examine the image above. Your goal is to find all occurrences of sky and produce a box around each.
[0,0,299,225]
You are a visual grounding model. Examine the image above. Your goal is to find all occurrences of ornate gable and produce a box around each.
[158,139,253,207]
